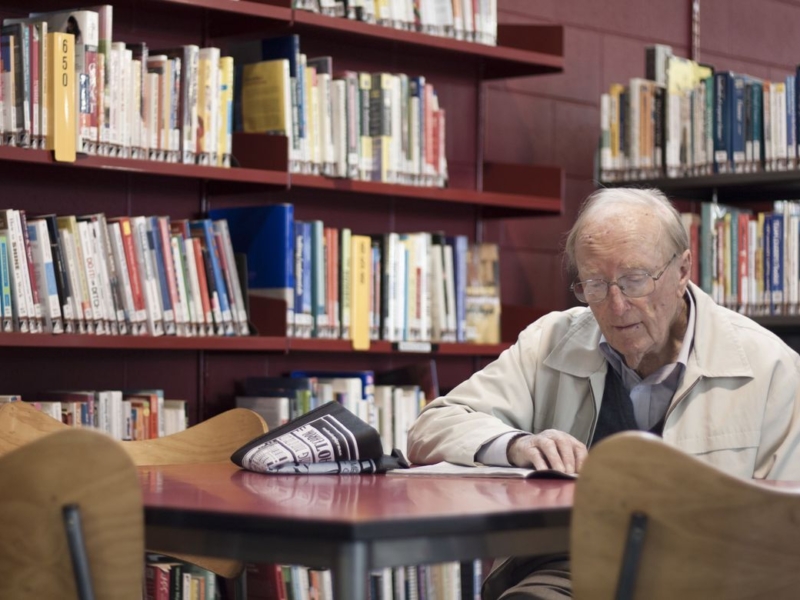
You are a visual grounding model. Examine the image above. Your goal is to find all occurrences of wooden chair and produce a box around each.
[0,428,144,600]
[571,431,800,600]
[0,402,267,597]
[0,400,67,454]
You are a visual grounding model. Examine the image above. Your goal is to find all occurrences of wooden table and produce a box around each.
[139,462,574,599]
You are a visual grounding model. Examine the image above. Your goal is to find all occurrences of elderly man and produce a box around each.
[407,187,800,599]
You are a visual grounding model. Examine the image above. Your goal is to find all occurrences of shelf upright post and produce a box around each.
[475,59,487,243]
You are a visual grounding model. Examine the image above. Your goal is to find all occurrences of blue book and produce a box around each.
[795,67,800,160]
[301,221,313,337]
[732,74,746,172]
[147,217,175,334]
[751,80,763,168]
[310,219,326,338]
[190,219,234,335]
[0,234,11,331]
[770,213,784,315]
[447,234,468,343]
[714,71,734,174]
[208,204,295,335]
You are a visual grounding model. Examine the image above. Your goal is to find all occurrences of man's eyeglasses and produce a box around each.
[570,254,677,304]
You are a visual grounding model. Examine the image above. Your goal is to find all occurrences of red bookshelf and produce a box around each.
[0,0,566,423]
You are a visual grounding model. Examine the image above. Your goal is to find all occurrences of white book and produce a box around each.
[169,235,190,336]
[10,210,39,332]
[381,232,398,341]
[390,74,402,184]
[130,58,142,157]
[429,240,446,342]
[374,384,394,453]
[56,226,86,333]
[386,461,577,479]
[163,399,187,435]
[394,238,407,341]
[331,78,348,178]
[76,220,106,334]
[119,48,132,157]
[442,241,457,341]
[27,219,63,333]
[107,221,140,333]
[183,236,207,335]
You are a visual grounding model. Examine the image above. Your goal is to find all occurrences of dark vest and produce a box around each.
[590,365,665,448]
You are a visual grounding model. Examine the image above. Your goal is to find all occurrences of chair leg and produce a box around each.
[615,511,648,600]
[234,569,248,600]
[63,504,96,600]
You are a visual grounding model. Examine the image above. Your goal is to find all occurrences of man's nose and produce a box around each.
[606,284,629,313]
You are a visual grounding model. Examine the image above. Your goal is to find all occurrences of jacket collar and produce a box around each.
[543,282,753,380]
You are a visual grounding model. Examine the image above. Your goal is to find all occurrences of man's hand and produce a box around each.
[507,430,588,475]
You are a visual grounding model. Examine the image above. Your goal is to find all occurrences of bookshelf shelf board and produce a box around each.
[290,175,563,217]
[0,146,288,188]
[0,333,288,352]
[288,14,563,79]
[601,170,800,201]
[436,342,511,355]
[287,337,509,356]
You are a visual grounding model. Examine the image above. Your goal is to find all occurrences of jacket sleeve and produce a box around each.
[406,321,543,466]
[755,350,800,480]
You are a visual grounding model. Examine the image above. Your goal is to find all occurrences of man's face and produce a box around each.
[573,206,690,371]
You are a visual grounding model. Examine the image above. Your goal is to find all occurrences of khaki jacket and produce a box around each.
[408,283,800,480]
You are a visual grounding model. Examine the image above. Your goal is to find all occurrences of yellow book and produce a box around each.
[241,59,291,137]
[46,32,76,162]
[350,234,371,351]
[218,55,234,167]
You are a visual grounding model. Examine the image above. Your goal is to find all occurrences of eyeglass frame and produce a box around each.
[570,253,678,304]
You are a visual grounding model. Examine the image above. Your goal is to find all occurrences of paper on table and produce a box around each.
[385,461,577,480]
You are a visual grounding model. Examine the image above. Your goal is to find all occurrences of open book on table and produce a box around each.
[386,461,577,480]
[231,401,409,475]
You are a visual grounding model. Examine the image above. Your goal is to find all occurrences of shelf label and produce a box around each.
[394,341,435,353]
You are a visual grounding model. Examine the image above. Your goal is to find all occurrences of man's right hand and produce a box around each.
[507,430,588,475]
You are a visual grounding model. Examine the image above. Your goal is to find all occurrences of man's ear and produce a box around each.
[678,249,692,289]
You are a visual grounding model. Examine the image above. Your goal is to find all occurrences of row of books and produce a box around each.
[145,554,217,600]
[1,5,233,166]
[599,44,800,181]
[234,371,426,456]
[294,0,498,46]
[0,209,249,336]
[684,200,800,316]
[1,391,187,441]
[215,204,501,345]
[231,35,448,187]
[248,560,477,600]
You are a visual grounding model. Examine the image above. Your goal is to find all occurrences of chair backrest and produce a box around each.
[0,401,67,455]
[121,406,267,465]
[0,428,144,600]
[0,404,266,579]
[572,431,800,600]
[122,407,267,579]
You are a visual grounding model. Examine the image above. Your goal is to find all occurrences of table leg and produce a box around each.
[333,541,368,600]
